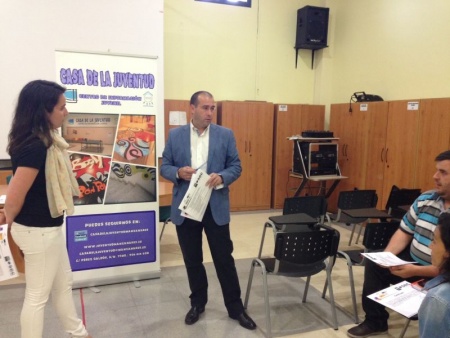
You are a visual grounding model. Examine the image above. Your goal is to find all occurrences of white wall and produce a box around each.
[0,0,164,158]
[164,0,325,103]
[165,0,450,127]
[322,0,450,105]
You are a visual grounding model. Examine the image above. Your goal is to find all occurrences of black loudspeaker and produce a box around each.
[295,6,329,49]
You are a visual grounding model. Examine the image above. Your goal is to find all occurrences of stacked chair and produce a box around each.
[328,190,378,245]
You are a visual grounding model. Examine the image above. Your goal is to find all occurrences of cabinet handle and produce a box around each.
[385,148,389,163]
[345,144,348,157]
[249,141,251,153]
[381,148,384,162]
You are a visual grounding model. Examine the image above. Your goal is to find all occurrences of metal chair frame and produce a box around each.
[245,224,341,337]
[323,221,400,323]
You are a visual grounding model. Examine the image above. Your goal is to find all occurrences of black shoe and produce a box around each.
[347,321,388,337]
[184,306,205,325]
[230,312,257,330]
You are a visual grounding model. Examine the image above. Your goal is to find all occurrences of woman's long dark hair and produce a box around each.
[7,80,65,155]
[437,212,450,279]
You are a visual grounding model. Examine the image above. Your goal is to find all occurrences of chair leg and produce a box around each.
[245,259,271,338]
[302,276,312,303]
[347,263,360,324]
[258,223,270,259]
[348,223,357,246]
[355,223,365,244]
[322,278,329,299]
[261,268,272,338]
[244,259,258,308]
[325,269,339,330]
[398,318,411,338]
[159,218,170,241]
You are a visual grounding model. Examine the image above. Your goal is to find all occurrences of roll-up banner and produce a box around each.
[55,51,160,287]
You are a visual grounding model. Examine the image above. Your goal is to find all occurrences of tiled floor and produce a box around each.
[0,210,419,337]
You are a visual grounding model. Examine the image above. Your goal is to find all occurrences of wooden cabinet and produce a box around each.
[380,100,419,207]
[271,104,325,209]
[328,102,388,210]
[415,98,450,192]
[218,101,274,211]
[329,98,450,210]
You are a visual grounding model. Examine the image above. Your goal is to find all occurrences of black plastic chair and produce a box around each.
[258,196,327,258]
[245,224,341,337]
[159,205,171,241]
[282,195,328,223]
[385,185,421,220]
[323,221,400,323]
[328,189,378,245]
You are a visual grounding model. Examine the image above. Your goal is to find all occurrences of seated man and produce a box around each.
[347,150,450,338]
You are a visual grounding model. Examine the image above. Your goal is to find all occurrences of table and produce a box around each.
[293,174,348,198]
[342,208,392,219]
[80,139,103,153]
[159,181,173,207]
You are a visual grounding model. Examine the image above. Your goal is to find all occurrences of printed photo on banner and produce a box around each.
[113,114,156,167]
[69,153,111,205]
[104,162,156,204]
[62,112,119,157]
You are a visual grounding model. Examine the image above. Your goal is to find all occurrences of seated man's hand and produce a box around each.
[389,264,418,279]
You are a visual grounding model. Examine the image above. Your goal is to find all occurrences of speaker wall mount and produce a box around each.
[295,6,330,69]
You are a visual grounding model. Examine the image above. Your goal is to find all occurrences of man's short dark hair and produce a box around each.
[435,150,450,162]
[190,91,213,106]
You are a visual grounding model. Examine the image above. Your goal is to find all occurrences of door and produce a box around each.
[381,100,419,207]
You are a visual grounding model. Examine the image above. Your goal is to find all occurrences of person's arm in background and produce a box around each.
[4,167,38,226]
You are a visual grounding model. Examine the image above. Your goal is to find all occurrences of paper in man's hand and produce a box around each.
[178,169,213,222]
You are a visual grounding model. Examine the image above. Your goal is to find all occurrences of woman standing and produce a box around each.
[418,211,450,337]
[4,80,91,338]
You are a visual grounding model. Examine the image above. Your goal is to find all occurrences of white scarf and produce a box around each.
[45,131,79,218]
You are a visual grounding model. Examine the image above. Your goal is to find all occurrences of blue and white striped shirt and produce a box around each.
[400,190,447,265]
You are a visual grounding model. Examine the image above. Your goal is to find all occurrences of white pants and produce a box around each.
[11,223,89,338]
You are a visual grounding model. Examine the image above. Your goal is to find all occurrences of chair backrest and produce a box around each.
[385,185,421,213]
[282,196,327,221]
[274,224,340,265]
[337,189,378,210]
[362,221,400,251]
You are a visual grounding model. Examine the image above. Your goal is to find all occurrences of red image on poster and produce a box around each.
[70,153,111,205]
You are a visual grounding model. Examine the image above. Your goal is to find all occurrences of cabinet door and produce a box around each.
[271,104,324,209]
[328,104,367,210]
[381,100,419,207]
[218,102,249,209]
[363,101,389,208]
[245,102,274,209]
[415,98,450,191]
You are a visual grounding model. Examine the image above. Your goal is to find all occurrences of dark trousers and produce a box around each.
[175,206,244,317]
[362,249,419,329]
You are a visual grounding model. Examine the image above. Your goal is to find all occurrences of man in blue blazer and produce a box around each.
[160,91,256,330]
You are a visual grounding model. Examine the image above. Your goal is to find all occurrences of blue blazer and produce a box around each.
[160,124,242,225]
